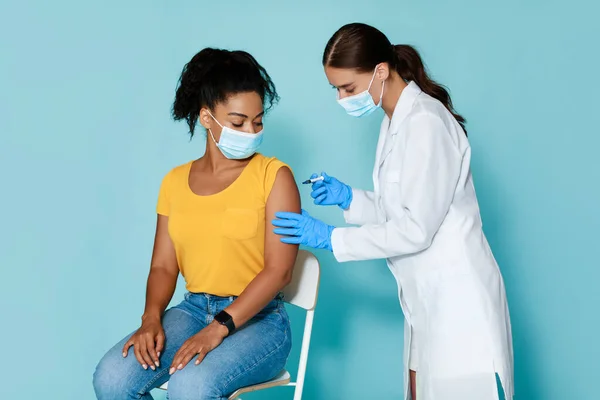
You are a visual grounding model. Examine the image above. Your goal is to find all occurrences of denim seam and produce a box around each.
[274,303,284,325]
[223,333,290,389]
[278,301,290,335]
[137,367,170,397]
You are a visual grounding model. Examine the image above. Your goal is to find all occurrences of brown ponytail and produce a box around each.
[393,45,466,132]
[323,23,466,134]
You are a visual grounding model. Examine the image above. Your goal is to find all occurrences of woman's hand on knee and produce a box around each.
[122,318,165,371]
[169,321,228,375]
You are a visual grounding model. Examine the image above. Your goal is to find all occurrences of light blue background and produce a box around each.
[1,1,598,399]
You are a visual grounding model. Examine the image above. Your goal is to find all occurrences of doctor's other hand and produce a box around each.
[273,209,335,251]
[310,172,353,210]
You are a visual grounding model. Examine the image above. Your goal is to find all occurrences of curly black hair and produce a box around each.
[172,48,279,137]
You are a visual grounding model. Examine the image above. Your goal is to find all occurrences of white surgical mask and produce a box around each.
[207,111,263,160]
[337,66,384,118]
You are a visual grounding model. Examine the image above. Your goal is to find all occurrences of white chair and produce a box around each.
[159,250,320,400]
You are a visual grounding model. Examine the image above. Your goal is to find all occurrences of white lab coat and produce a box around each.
[330,82,514,400]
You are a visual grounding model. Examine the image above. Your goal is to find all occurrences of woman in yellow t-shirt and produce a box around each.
[93,48,301,400]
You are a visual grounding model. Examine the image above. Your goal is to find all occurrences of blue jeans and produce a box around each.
[93,293,292,400]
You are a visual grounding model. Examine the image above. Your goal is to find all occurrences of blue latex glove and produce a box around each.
[272,209,335,251]
[310,172,353,210]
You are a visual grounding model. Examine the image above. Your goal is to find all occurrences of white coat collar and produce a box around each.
[385,80,422,135]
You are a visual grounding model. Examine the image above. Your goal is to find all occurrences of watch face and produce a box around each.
[215,311,230,324]
[215,311,234,332]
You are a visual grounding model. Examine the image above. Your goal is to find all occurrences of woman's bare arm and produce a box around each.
[123,215,179,369]
[143,215,179,322]
[225,167,301,328]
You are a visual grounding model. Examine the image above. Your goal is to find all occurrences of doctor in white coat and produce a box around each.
[273,23,514,400]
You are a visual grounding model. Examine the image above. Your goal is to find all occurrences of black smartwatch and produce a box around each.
[214,310,235,336]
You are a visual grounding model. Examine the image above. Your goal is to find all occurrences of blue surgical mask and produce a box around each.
[207,112,263,160]
[337,67,384,118]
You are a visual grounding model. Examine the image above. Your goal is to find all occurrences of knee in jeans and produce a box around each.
[167,365,225,400]
[93,356,137,399]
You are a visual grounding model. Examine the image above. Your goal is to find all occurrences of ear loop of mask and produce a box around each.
[337,65,385,105]
[371,66,385,107]
[205,110,221,145]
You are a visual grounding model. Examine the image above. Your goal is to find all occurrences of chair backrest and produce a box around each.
[282,250,320,310]
[282,250,320,400]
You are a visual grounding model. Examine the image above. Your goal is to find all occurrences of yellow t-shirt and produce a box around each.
[156,154,289,297]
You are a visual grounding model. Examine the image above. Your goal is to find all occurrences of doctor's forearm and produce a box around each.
[331,219,435,262]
